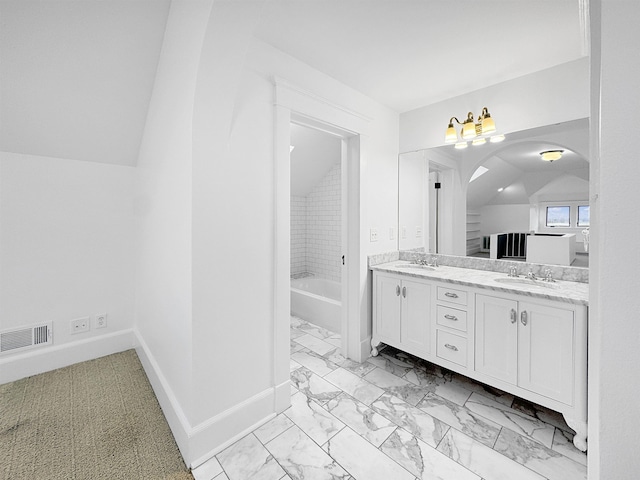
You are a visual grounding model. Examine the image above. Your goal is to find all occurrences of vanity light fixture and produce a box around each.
[540,150,564,162]
[445,107,503,147]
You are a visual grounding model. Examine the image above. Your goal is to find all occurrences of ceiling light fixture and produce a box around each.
[540,150,564,162]
[445,107,504,147]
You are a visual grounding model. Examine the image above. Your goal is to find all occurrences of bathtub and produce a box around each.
[291,277,341,334]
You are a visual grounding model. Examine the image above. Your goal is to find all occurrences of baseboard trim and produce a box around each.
[133,329,279,468]
[0,329,136,385]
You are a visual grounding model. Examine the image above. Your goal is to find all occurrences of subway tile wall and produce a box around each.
[290,163,341,282]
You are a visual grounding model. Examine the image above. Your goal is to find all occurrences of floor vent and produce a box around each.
[0,323,52,354]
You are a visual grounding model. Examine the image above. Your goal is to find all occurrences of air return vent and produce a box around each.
[0,323,52,354]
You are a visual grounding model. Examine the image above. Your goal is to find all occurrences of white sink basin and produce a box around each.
[494,277,556,288]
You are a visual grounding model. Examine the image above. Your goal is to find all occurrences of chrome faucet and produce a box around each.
[527,269,537,280]
[508,266,518,277]
[431,255,439,267]
[542,268,555,282]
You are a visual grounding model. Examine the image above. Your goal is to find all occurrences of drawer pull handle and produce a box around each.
[444,292,459,298]
[521,310,528,326]
[402,286,407,298]
[510,308,517,324]
[444,343,459,352]
[444,314,458,321]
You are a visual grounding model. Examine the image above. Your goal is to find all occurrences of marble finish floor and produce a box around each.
[192,316,587,480]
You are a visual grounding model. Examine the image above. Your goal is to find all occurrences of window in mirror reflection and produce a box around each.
[546,206,571,227]
[578,205,590,227]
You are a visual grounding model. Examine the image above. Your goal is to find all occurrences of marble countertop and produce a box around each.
[371,261,589,306]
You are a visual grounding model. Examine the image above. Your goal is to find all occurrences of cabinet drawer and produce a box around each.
[436,330,467,367]
[437,286,468,306]
[436,305,467,332]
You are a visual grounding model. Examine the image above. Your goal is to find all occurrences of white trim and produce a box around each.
[0,329,135,385]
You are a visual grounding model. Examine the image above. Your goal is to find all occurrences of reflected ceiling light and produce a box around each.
[445,107,503,147]
[490,134,505,143]
[540,150,564,162]
[290,145,295,152]
[497,187,504,192]
[454,142,468,149]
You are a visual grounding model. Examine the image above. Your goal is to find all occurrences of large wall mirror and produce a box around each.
[398,118,590,268]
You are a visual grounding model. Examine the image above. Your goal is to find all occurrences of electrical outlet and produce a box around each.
[70,317,90,334]
[95,313,107,329]
[370,228,378,242]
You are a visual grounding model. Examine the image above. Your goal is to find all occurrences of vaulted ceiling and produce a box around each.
[0,0,588,166]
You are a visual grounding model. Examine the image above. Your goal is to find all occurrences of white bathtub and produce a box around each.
[291,277,341,334]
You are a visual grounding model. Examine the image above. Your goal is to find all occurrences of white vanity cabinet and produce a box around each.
[475,294,575,406]
[372,272,432,359]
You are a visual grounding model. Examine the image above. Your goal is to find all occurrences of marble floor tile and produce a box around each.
[290,327,306,339]
[464,392,555,448]
[325,334,342,348]
[284,392,345,445]
[265,424,350,480]
[451,373,515,406]
[324,393,397,447]
[290,359,302,372]
[364,367,427,406]
[292,349,339,377]
[291,384,298,396]
[339,358,377,377]
[291,339,306,354]
[437,428,546,480]
[371,393,449,448]
[494,427,587,480]
[290,316,306,328]
[192,456,223,480]
[366,353,415,377]
[322,347,347,365]
[551,428,587,466]
[216,434,285,480]
[254,413,295,445]
[511,396,574,433]
[326,427,415,480]
[293,334,336,356]
[213,473,229,480]
[290,367,342,405]
[417,393,501,447]
[403,368,472,406]
[297,322,336,340]
[323,368,385,405]
[380,427,481,480]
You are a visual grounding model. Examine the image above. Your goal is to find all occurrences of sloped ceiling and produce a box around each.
[290,123,341,197]
[0,0,171,166]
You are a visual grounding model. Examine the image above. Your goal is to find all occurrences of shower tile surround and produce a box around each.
[290,163,341,282]
[197,316,587,480]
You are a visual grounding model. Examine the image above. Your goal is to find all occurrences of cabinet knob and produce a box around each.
[444,343,459,352]
[510,308,517,324]
[444,314,458,321]
[521,310,528,326]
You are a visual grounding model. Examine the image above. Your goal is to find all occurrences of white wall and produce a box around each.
[589,0,640,477]
[133,0,213,463]
[479,204,530,238]
[0,152,135,381]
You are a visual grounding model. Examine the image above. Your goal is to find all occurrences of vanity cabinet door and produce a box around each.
[400,278,431,357]
[518,301,574,405]
[375,274,401,345]
[475,294,518,385]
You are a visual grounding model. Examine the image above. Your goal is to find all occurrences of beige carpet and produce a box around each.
[0,350,193,480]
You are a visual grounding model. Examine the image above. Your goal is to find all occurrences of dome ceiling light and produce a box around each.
[445,107,504,148]
[540,149,564,162]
